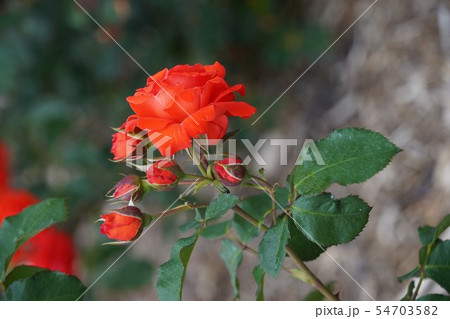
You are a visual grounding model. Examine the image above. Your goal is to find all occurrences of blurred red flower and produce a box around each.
[125,62,256,156]
[11,227,76,275]
[0,188,39,224]
[0,141,10,190]
[0,142,77,275]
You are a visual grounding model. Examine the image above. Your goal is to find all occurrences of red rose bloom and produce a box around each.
[214,156,247,186]
[111,115,144,161]
[146,160,183,190]
[126,62,256,156]
[100,206,144,241]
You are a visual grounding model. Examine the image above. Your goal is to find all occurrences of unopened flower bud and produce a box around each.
[107,175,143,202]
[214,156,246,186]
[146,160,183,191]
[100,206,144,241]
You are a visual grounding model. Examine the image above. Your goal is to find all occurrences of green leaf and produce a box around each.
[400,281,415,301]
[252,265,265,301]
[425,240,450,293]
[231,188,286,245]
[400,215,450,285]
[232,214,259,244]
[417,294,450,301]
[292,193,371,246]
[220,239,243,300]
[419,215,450,246]
[258,216,290,278]
[156,231,202,300]
[397,267,421,282]
[179,219,200,233]
[3,266,46,290]
[274,187,289,208]
[434,215,450,242]
[205,194,240,221]
[232,188,288,245]
[194,208,205,222]
[418,226,436,246]
[418,215,450,246]
[0,198,67,279]
[240,194,272,224]
[3,271,85,301]
[293,128,401,195]
[418,245,430,265]
[201,221,231,239]
[287,219,325,261]
[103,258,153,290]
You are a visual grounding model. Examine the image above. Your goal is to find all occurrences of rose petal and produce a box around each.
[213,101,257,119]
[181,104,217,138]
[148,123,191,157]
[204,61,226,78]
[137,117,174,131]
[206,115,228,140]
[214,84,245,102]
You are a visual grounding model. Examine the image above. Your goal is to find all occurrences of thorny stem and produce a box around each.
[182,174,208,180]
[288,174,297,206]
[411,275,424,301]
[227,231,291,273]
[232,202,339,301]
[269,188,277,225]
[250,175,273,190]
[193,139,209,172]
[154,204,208,218]
[187,147,208,177]
[187,144,338,301]
[411,244,432,301]
[285,246,338,301]
[249,175,277,224]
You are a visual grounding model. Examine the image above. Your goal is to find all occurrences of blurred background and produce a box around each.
[1,0,450,300]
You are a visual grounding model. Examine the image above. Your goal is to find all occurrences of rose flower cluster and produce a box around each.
[0,141,77,275]
[101,62,255,242]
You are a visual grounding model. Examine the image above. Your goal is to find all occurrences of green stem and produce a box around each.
[411,244,432,301]
[189,146,208,177]
[212,180,230,193]
[270,188,277,225]
[285,246,338,301]
[183,174,208,180]
[249,175,273,190]
[149,159,337,300]
[411,274,424,301]
[227,231,291,273]
[231,205,338,301]
[248,175,277,224]
[155,204,208,218]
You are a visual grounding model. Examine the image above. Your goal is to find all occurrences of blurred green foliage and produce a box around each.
[0,0,330,299]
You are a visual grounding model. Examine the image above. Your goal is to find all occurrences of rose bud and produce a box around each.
[107,175,143,202]
[214,156,247,186]
[111,115,145,162]
[146,160,183,191]
[100,206,144,242]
